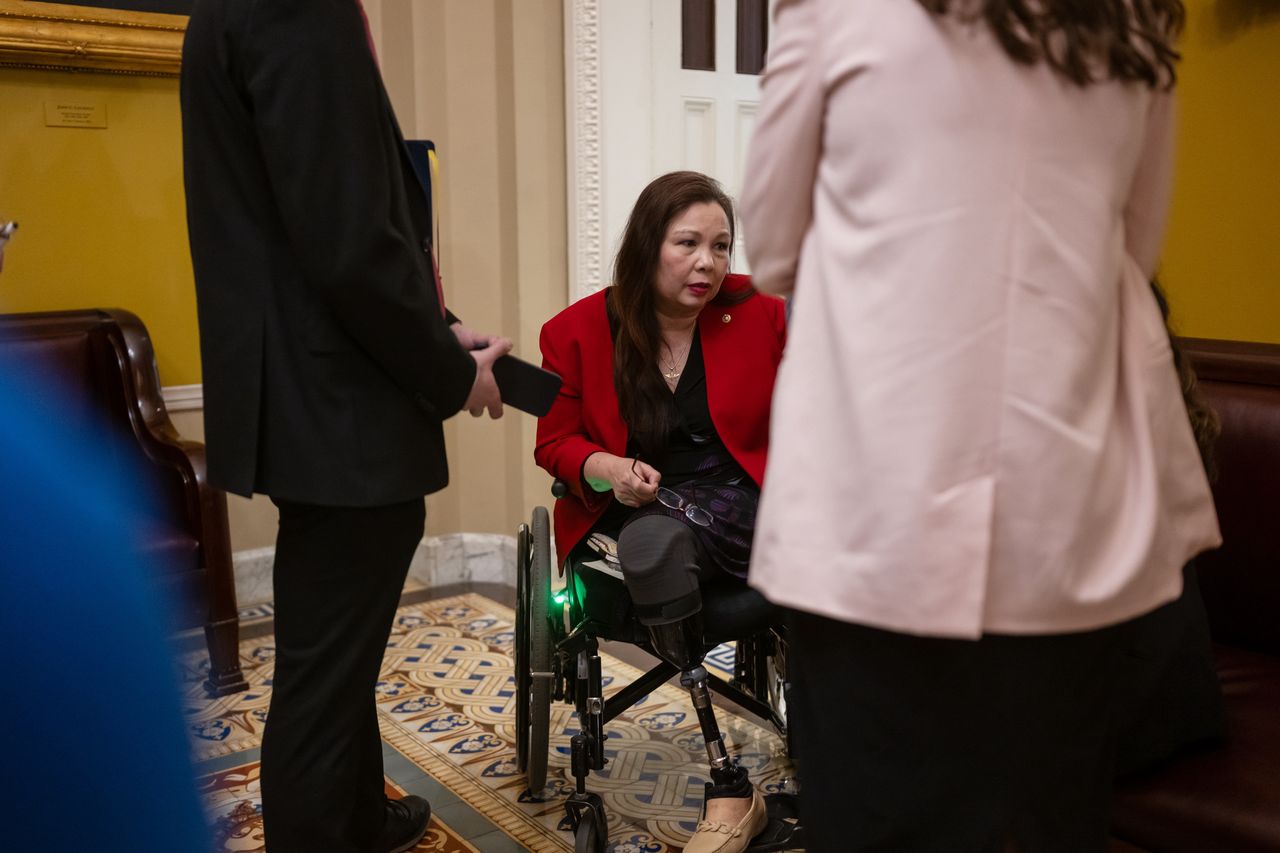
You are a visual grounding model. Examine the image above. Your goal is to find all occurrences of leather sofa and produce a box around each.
[0,308,248,696]
[1110,338,1280,852]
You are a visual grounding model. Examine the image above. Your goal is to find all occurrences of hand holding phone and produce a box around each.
[491,354,562,417]
[463,334,563,417]
[465,337,513,419]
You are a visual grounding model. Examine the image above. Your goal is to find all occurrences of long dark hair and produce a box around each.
[916,0,1185,87]
[1151,279,1220,479]
[607,171,743,460]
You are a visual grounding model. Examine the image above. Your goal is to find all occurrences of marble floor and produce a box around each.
[183,584,796,852]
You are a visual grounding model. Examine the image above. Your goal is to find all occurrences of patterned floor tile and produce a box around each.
[185,593,796,852]
[198,760,479,852]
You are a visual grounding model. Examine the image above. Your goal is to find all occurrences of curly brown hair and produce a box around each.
[916,0,1185,88]
[1151,280,1220,479]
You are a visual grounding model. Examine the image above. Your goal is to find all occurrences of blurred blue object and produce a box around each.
[0,367,211,851]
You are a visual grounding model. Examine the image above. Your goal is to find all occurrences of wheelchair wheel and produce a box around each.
[574,807,606,853]
[515,506,554,795]
[767,647,789,742]
[515,523,531,773]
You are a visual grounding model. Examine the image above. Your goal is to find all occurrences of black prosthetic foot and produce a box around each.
[643,601,705,671]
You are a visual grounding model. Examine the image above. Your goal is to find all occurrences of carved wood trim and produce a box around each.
[0,1,186,77]
[1181,337,1280,388]
[565,0,604,300]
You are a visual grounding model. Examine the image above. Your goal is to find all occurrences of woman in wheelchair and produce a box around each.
[535,171,786,853]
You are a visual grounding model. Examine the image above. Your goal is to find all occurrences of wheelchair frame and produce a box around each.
[515,506,799,853]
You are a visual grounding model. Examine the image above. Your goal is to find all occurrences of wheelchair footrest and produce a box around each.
[745,793,803,853]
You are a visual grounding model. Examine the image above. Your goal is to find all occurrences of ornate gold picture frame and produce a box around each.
[0,1,186,76]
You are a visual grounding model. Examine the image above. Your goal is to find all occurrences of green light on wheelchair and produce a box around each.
[552,591,568,605]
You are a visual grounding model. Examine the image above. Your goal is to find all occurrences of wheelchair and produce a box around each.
[514,492,804,853]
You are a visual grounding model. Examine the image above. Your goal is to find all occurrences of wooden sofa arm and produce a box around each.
[104,308,245,695]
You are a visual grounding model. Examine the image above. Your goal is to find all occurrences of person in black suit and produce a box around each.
[180,1,510,850]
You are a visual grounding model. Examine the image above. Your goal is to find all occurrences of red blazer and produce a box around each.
[535,274,787,567]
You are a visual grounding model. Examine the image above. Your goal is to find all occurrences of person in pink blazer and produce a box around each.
[741,0,1221,850]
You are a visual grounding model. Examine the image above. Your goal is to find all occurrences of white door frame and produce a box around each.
[565,0,767,303]
[564,0,610,303]
[564,0,661,303]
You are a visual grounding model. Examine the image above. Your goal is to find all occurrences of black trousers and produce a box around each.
[787,610,1134,853]
[1113,562,1224,776]
[616,514,715,621]
[261,498,425,853]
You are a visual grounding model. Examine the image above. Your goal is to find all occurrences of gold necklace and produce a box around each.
[661,339,691,382]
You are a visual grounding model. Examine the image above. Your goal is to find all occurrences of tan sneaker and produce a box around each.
[684,787,768,853]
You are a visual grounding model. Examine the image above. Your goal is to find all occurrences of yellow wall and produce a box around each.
[0,68,199,385]
[0,0,1272,549]
[0,2,1272,393]
[0,2,566,551]
[1160,0,1280,343]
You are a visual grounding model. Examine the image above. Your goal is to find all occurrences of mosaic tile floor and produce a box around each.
[184,592,795,852]
[200,761,480,852]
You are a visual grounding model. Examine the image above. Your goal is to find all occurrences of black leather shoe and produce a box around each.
[375,795,431,853]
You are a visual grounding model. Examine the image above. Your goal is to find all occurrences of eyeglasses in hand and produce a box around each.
[657,486,712,527]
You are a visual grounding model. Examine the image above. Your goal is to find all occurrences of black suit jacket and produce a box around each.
[181,0,476,505]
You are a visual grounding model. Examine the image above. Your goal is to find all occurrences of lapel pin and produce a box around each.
[721,313,732,323]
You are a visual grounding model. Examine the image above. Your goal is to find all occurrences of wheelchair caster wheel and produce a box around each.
[570,788,609,850]
[515,506,554,795]
[575,812,604,853]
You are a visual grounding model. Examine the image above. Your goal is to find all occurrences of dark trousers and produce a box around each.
[787,610,1134,853]
[261,498,425,853]
[1113,562,1224,776]
[617,514,715,620]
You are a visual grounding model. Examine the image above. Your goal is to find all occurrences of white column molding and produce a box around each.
[564,0,604,302]
[232,534,520,609]
[162,383,203,412]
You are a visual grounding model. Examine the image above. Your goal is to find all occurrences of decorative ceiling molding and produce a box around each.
[0,1,186,77]
[564,0,603,301]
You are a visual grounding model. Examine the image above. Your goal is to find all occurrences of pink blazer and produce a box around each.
[742,0,1220,638]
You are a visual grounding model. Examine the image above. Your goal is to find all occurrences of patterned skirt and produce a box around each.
[620,457,759,580]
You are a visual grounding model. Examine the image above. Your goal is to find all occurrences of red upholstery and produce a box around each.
[0,309,247,696]
[1113,644,1280,852]
[1195,380,1280,656]
[1112,338,1280,852]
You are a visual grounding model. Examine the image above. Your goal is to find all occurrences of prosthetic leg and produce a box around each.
[645,599,764,852]
[647,609,750,789]
[555,516,801,853]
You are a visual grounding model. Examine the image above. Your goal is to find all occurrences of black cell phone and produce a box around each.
[491,354,562,416]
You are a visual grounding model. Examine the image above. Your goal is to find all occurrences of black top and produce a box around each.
[595,331,751,534]
[661,329,746,487]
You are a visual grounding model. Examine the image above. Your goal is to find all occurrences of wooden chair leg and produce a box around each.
[204,614,248,696]
[200,486,248,696]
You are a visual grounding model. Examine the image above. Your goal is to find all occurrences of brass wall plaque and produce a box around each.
[44,98,106,127]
